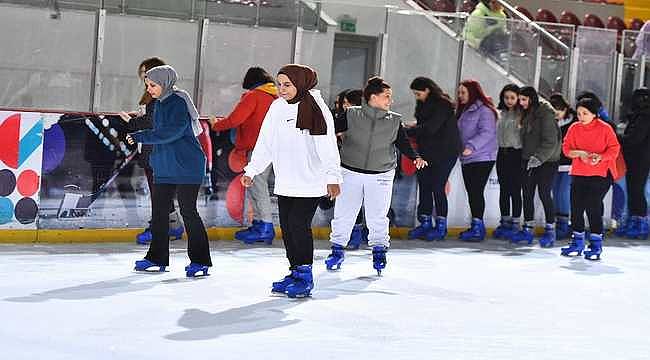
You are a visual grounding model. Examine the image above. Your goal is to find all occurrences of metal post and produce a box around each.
[315,1,322,31]
[639,56,646,88]
[255,0,261,27]
[612,52,625,123]
[89,9,106,112]
[291,0,303,63]
[194,18,209,113]
[533,45,542,90]
[455,39,465,88]
[568,47,580,105]
[378,7,390,77]
[562,47,573,97]
[120,0,125,15]
[291,25,304,64]
[190,0,196,21]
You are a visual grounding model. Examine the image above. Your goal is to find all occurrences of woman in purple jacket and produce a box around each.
[456,80,498,241]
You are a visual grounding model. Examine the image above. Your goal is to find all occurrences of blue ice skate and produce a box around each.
[285,265,313,298]
[408,215,433,240]
[561,232,585,257]
[271,269,296,295]
[134,259,166,272]
[372,246,388,276]
[325,244,345,270]
[583,233,603,261]
[185,263,209,277]
[136,225,184,245]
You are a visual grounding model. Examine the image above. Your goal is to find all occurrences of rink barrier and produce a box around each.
[0,226,553,243]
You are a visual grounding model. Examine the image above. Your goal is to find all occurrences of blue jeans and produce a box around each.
[646,177,650,216]
[553,171,571,217]
[611,176,628,222]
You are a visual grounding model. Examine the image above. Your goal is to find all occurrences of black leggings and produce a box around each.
[146,184,211,266]
[522,161,558,223]
[571,175,612,234]
[626,159,650,217]
[416,156,457,218]
[496,148,523,218]
[277,195,320,267]
[462,161,495,219]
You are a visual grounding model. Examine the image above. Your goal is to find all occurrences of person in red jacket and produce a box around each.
[560,97,621,261]
[208,67,278,244]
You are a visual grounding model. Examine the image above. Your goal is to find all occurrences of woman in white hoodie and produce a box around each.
[242,64,342,298]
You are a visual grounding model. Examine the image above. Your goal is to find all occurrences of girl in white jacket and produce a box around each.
[243,64,342,298]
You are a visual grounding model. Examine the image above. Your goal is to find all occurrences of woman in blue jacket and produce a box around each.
[129,65,212,277]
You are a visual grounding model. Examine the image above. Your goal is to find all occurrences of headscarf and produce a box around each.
[145,65,202,136]
[278,64,327,135]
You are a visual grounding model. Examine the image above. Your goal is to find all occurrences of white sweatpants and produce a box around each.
[330,168,395,248]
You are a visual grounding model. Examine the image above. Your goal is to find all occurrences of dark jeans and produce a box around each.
[277,195,320,267]
[145,184,211,266]
[416,156,457,218]
[496,147,523,218]
[462,161,495,219]
[571,175,612,234]
[626,160,650,217]
[522,161,558,223]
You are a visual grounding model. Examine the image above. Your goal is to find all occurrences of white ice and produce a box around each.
[1,239,649,360]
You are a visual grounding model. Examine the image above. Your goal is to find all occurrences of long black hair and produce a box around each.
[519,86,540,114]
[410,76,453,106]
[345,89,362,106]
[549,93,576,121]
[497,84,521,111]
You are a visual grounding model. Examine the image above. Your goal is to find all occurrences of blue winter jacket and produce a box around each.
[130,93,206,185]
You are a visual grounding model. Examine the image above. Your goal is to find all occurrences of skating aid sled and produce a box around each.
[56,151,137,218]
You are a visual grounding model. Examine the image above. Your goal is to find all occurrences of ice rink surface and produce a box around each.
[1,239,649,360]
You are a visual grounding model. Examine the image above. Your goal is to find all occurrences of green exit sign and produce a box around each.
[339,15,356,33]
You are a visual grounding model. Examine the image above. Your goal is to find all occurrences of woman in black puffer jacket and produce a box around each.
[621,88,650,239]
[407,77,462,241]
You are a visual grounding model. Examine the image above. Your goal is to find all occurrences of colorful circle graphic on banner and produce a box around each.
[15,197,38,224]
[17,170,40,197]
[0,169,17,196]
[0,197,14,224]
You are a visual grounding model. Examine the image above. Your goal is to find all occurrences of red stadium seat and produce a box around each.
[514,6,534,20]
[583,14,605,28]
[559,11,581,26]
[536,9,558,23]
[629,18,645,31]
[460,0,476,13]
[606,16,626,32]
[425,0,455,12]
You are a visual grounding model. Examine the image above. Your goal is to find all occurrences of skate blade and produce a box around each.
[270,291,287,297]
[326,263,342,271]
[134,268,168,274]
[287,293,312,299]
[561,251,583,257]
[186,271,210,278]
